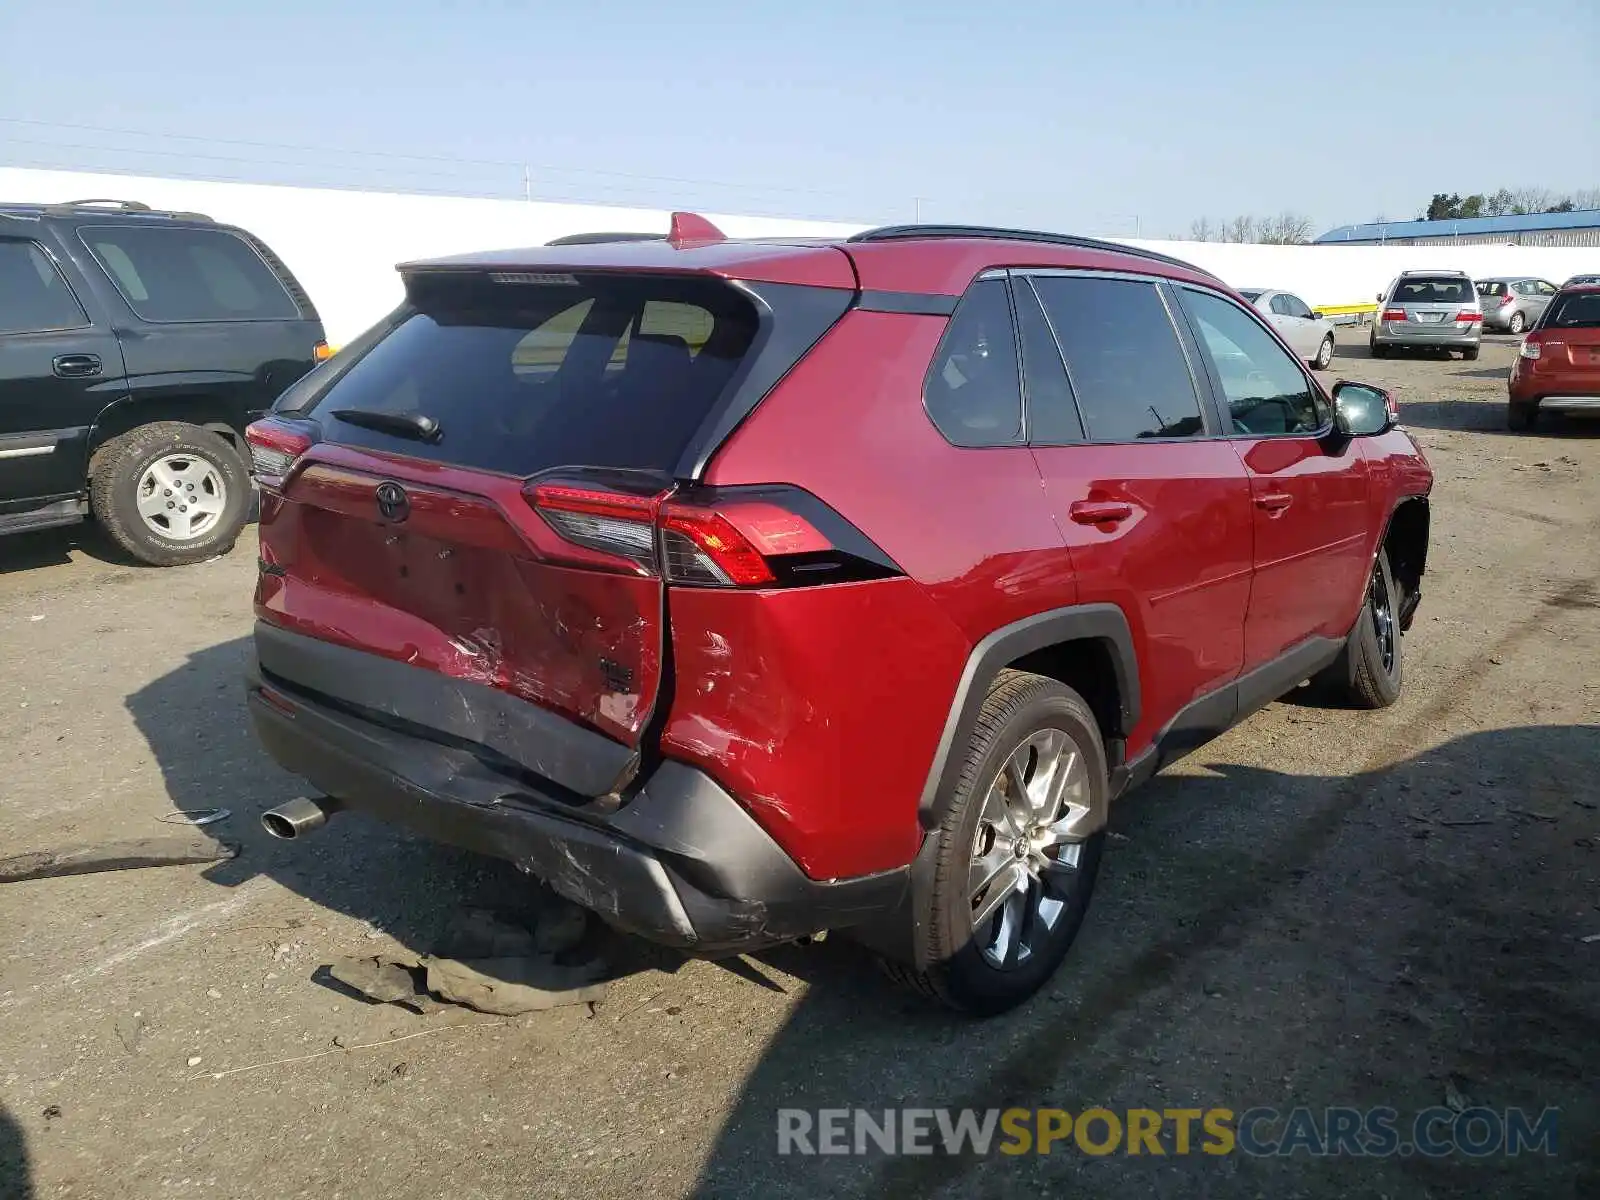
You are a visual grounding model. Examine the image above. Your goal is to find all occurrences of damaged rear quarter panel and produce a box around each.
[660,579,969,880]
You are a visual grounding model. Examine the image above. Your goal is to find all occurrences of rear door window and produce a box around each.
[923,277,1023,447]
[307,272,758,475]
[0,239,87,333]
[80,225,301,322]
[1029,276,1207,442]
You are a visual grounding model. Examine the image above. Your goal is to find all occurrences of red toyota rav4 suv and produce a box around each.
[245,217,1433,1015]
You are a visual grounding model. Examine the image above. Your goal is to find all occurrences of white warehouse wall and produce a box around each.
[6,169,1600,344]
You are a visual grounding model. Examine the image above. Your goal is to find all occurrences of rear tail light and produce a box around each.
[1456,310,1482,323]
[1382,308,1408,322]
[1519,338,1543,359]
[526,482,899,588]
[245,417,318,488]
[1500,294,1516,307]
[313,341,335,361]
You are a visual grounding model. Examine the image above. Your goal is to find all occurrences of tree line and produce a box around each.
[1418,187,1600,221]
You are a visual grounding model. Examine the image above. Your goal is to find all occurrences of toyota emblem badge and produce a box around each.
[375,481,410,522]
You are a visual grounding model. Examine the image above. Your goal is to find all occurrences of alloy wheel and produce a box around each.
[136,453,228,541]
[969,728,1093,969]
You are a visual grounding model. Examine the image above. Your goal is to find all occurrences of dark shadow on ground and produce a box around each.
[124,641,1600,1197]
[1401,397,1600,439]
[0,1107,32,1200]
[687,725,1600,1199]
[0,523,137,575]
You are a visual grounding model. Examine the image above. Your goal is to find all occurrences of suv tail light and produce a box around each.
[1382,308,1408,322]
[527,482,900,588]
[1456,310,1482,324]
[1519,336,1543,360]
[245,417,319,488]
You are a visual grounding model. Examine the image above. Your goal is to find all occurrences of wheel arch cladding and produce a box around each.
[917,603,1139,829]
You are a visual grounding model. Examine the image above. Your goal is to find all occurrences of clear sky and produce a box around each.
[2,0,1596,237]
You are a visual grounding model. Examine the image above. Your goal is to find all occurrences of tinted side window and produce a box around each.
[1269,294,1292,316]
[924,277,1022,447]
[1283,294,1314,319]
[1015,280,1082,443]
[1030,276,1206,442]
[0,240,87,334]
[1535,281,1558,296]
[1180,289,1328,436]
[80,225,301,322]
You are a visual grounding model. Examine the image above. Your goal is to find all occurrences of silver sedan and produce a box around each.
[1238,288,1337,369]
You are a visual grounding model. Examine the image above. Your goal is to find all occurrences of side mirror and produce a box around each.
[1375,292,1383,302]
[1332,381,1395,436]
[1311,310,1325,320]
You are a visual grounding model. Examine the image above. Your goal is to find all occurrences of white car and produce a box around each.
[1237,288,1337,370]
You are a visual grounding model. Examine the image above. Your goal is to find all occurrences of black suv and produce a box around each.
[0,199,326,565]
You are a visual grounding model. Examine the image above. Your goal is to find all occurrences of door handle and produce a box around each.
[1069,500,1134,526]
[1255,492,1293,514]
[52,354,102,378]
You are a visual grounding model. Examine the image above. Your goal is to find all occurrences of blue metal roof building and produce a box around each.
[1316,209,1600,248]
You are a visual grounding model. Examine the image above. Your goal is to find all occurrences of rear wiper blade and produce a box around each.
[330,408,442,443]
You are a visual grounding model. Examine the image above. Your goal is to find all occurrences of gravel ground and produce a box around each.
[1,333,1597,1199]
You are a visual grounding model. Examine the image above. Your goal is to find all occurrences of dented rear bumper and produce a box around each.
[247,629,905,954]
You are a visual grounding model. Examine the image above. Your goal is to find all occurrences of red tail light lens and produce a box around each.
[245,418,317,488]
[1519,337,1543,360]
[527,482,900,588]
[1500,294,1516,307]
[1382,308,1408,322]
[1456,310,1482,323]
[659,505,776,586]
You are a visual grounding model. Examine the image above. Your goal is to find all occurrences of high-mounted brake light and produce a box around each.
[1382,308,1408,322]
[526,482,899,588]
[245,418,317,488]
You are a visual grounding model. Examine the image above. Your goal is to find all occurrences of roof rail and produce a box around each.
[544,231,664,247]
[846,224,1217,279]
[41,198,213,221]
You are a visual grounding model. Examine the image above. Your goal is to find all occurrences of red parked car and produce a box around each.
[1508,283,1600,431]
[244,217,1433,1014]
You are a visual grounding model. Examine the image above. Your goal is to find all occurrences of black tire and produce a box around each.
[89,422,250,566]
[1463,346,1480,361]
[1509,311,1526,335]
[1370,339,1389,359]
[1507,403,1537,432]
[884,670,1107,1016]
[1319,547,1403,709]
[1313,335,1334,371]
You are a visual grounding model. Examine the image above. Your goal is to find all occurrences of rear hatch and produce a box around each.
[1540,291,1600,379]
[1476,281,1514,318]
[248,262,852,794]
[1389,276,1479,335]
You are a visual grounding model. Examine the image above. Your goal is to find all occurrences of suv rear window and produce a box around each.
[1391,277,1473,304]
[1545,293,1600,329]
[306,272,757,475]
[80,225,301,323]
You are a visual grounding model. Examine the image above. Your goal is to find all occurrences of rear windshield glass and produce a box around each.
[1546,293,1600,328]
[307,273,758,475]
[1476,281,1507,296]
[1392,278,1473,304]
[80,225,301,322]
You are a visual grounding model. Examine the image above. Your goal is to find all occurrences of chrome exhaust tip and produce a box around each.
[261,796,331,840]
